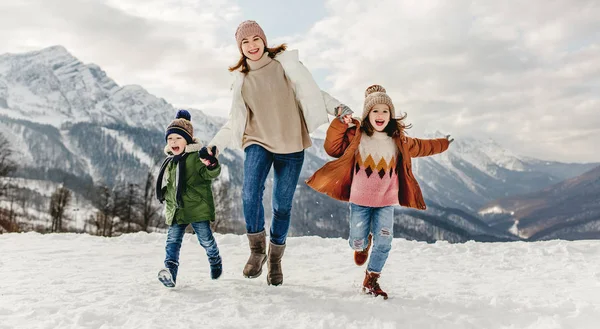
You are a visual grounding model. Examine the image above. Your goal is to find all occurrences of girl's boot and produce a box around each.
[362,270,388,300]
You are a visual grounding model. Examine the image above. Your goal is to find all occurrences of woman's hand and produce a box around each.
[341,114,352,125]
[205,145,219,157]
[199,146,219,169]
[336,104,353,123]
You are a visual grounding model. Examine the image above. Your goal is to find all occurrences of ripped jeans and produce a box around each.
[349,203,394,273]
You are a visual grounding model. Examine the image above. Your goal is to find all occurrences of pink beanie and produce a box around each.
[235,20,268,54]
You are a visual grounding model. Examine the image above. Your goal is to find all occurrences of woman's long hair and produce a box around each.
[229,44,287,74]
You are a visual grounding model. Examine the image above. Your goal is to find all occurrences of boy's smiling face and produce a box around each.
[167,134,187,155]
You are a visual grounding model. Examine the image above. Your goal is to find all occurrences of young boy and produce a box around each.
[156,109,223,288]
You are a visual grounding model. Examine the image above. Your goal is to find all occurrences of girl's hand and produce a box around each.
[342,114,352,125]
[200,158,212,166]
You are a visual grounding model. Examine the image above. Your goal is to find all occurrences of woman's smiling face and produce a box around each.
[241,34,265,61]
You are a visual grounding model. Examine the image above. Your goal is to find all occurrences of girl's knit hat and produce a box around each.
[235,20,267,54]
[165,110,194,144]
[362,85,395,120]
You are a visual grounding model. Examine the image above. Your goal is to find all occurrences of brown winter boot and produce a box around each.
[243,230,267,278]
[267,242,286,286]
[354,234,372,266]
[362,270,388,300]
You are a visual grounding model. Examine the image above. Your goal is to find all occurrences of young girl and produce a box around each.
[155,110,223,288]
[207,20,351,286]
[306,85,452,299]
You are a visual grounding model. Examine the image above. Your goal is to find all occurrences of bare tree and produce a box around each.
[115,182,141,233]
[0,183,20,233]
[0,133,16,199]
[88,185,115,237]
[0,133,15,178]
[0,133,18,233]
[0,208,18,233]
[49,185,72,232]
[211,179,235,233]
[141,171,160,232]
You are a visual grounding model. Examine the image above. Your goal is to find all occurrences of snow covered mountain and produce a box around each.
[412,133,598,212]
[479,165,600,240]
[1,45,170,130]
[1,46,597,241]
[0,46,225,188]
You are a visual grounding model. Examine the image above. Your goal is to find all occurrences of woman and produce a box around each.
[208,20,352,286]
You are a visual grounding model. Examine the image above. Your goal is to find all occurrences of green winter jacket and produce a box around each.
[161,140,221,225]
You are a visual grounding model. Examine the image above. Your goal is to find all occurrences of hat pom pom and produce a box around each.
[365,85,386,97]
[175,109,191,121]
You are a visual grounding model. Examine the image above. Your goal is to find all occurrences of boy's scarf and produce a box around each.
[156,152,189,208]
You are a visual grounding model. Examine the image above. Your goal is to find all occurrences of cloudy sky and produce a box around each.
[1,0,598,162]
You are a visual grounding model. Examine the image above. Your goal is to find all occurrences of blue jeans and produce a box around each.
[349,203,394,273]
[164,221,221,269]
[243,144,305,245]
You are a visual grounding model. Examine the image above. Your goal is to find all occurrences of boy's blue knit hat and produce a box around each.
[165,110,194,144]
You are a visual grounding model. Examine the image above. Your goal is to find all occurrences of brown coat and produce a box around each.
[305,119,450,210]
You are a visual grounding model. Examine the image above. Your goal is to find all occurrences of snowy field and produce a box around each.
[1,233,600,329]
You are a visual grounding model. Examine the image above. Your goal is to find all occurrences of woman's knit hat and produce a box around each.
[235,20,267,54]
[362,85,395,120]
[165,110,194,144]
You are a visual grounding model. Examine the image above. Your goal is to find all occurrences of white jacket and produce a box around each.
[209,49,342,152]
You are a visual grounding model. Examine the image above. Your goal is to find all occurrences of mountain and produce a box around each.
[479,165,600,240]
[0,46,225,189]
[1,45,597,242]
[0,45,170,130]
[412,134,598,212]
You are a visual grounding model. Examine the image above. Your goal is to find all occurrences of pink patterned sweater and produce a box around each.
[349,131,400,207]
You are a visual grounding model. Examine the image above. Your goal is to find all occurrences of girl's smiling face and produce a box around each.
[368,104,391,132]
[241,34,265,61]
[167,134,187,155]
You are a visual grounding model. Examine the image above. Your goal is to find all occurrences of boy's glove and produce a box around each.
[336,104,353,123]
[199,146,219,169]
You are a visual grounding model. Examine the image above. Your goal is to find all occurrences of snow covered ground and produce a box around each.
[1,233,600,329]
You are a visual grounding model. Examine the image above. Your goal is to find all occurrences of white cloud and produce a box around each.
[294,0,600,162]
[0,0,242,118]
[0,0,598,162]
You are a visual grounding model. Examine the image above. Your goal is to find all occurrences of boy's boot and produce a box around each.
[210,256,222,280]
[354,234,372,266]
[362,270,388,300]
[267,242,286,286]
[243,230,267,278]
[158,260,178,288]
